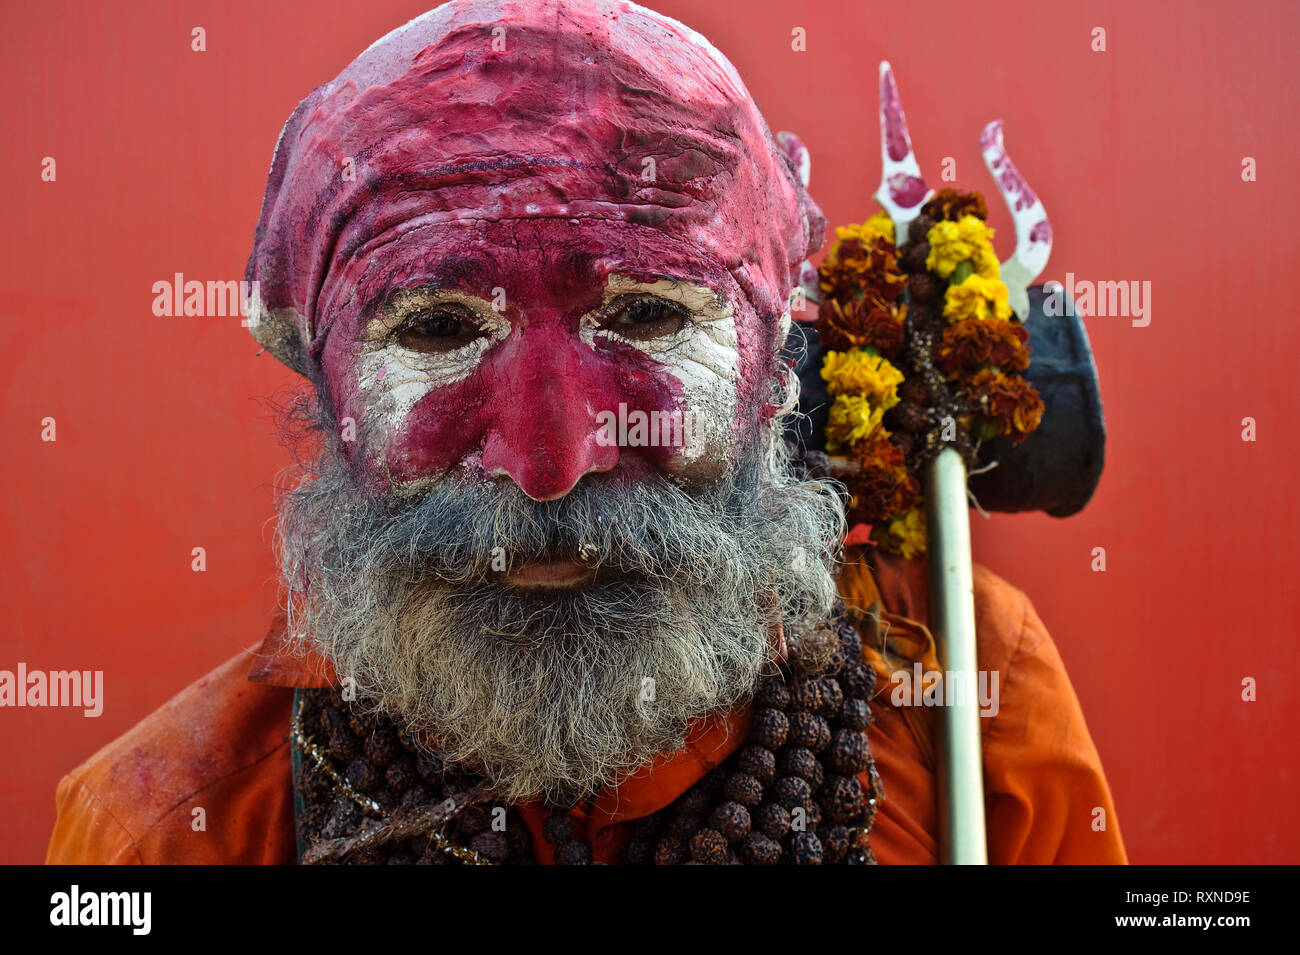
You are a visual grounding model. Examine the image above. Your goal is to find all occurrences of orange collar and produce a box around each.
[248,613,338,688]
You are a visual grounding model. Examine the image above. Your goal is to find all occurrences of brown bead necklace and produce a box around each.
[291,600,881,865]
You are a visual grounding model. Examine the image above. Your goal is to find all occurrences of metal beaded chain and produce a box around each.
[291,712,496,865]
[292,691,527,865]
[292,601,880,865]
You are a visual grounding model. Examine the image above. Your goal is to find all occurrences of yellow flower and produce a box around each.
[824,394,886,452]
[834,211,896,248]
[971,242,1001,280]
[820,349,904,406]
[864,211,897,245]
[943,274,1013,322]
[926,215,999,280]
[886,506,927,558]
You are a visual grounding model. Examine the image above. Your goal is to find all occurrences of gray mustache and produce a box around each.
[347,466,766,584]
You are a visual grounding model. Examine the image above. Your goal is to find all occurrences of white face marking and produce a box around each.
[356,289,510,447]
[580,275,740,464]
[350,275,742,474]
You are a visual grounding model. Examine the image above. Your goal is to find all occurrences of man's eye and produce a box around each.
[395,308,484,353]
[601,297,689,341]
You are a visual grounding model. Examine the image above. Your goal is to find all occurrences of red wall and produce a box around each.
[2,0,1296,864]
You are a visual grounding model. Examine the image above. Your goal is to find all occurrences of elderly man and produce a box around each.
[46,0,1124,865]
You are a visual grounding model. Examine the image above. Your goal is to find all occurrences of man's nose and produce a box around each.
[479,327,619,501]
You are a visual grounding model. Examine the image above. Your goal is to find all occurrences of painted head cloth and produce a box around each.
[245,0,824,381]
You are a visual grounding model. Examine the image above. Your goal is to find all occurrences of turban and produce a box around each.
[245,0,824,378]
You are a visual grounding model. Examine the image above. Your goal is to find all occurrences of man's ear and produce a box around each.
[247,294,313,377]
[774,129,827,263]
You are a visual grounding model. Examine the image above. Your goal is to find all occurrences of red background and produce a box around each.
[2,0,1296,864]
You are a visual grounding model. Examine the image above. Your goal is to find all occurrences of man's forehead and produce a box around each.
[348,217,735,319]
[374,260,725,309]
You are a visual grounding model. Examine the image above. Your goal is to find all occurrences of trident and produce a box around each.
[790,62,1055,865]
[879,60,1055,865]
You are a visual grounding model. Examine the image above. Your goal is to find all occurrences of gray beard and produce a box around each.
[275,431,845,805]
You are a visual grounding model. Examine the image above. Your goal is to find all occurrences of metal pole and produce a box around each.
[925,448,989,864]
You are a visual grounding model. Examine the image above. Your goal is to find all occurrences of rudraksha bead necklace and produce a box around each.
[292,601,881,865]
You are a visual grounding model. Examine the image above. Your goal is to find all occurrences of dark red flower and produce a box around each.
[935,318,1031,378]
[816,296,905,358]
[846,438,920,524]
[967,369,1044,443]
[922,188,989,222]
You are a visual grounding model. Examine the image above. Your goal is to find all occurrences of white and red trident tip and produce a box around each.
[980,120,1053,320]
[873,61,935,241]
[869,62,1052,320]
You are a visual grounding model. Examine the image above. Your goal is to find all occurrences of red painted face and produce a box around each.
[247,0,824,497]
[320,217,757,497]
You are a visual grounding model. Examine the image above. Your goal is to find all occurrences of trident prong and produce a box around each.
[873,61,934,246]
[981,120,1052,320]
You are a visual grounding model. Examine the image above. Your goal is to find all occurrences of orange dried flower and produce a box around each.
[922,188,989,222]
[818,234,907,304]
[968,369,1045,443]
[816,296,905,357]
[847,438,920,524]
[936,318,1031,378]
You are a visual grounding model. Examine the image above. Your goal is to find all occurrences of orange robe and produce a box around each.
[45,549,1126,864]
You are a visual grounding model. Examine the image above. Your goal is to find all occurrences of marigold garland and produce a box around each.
[818,213,907,304]
[845,211,897,246]
[813,188,1045,557]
